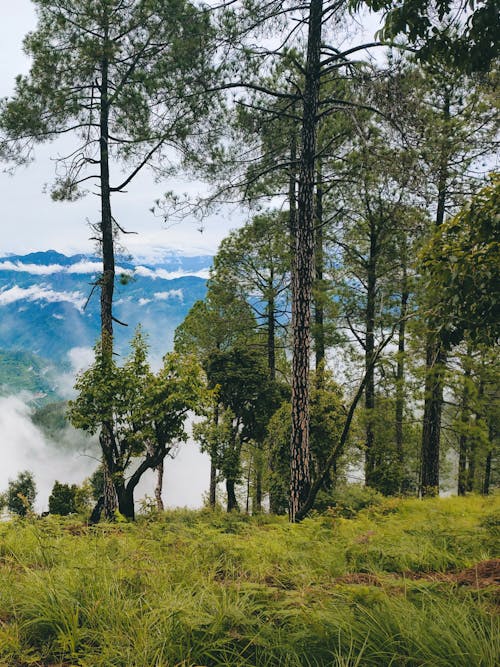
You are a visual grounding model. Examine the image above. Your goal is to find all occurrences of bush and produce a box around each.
[6,470,36,517]
[48,481,77,516]
[317,483,384,517]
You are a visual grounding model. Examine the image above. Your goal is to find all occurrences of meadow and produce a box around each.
[0,493,498,667]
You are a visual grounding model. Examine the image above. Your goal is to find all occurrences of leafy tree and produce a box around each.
[1,0,218,518]
[68,329,205,519]
[204,345,284,512]
[211,211,291,380]
[357,0,499,72]
[48,481,77,516]
[420,174,500,347]
[267,370,346,513]
[5,471,37,517]
[175,283,257,507]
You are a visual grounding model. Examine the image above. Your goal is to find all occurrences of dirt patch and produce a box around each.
[335,560,500,590]
[335,573,382,586]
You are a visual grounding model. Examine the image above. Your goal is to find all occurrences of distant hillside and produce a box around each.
[0,350,61,401]
[0,250,211,396]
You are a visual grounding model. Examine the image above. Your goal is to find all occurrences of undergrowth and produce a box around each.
[0,494,498,666]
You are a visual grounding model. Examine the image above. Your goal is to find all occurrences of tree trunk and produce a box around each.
[289,0,323,523]
[267,284,276,381]
[226,479,239,512]
[99,23,117,520]
[117,484,135,520]
[420,93,450,498]
[421,337,446,496]
[155,459,165,511]
[364,220,377,487]
[482,447,492,495]
[457,351,472,495]
[395,255,408,491]
[209,457,217,507]
[314,161,325,385]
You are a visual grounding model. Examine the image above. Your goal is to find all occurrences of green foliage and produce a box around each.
[48,481,78,516]
[420,174,500,346]
[68,328,206,517]
[355,0,499,72]
[267,372,346,513]
[0,496,498,666]
[5,470,36,517]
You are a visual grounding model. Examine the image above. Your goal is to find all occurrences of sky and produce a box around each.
[0,1,245,261]
[0,2,381,262]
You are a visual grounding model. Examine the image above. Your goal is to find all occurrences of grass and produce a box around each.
[0,494,498,666]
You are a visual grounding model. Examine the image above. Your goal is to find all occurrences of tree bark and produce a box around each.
[289,0,323,523]
[364,218,377,487]
[395,253,408,491]
[209,457,217,507]
[155,459,165,511]
[226,479,239,512]
[421,338,446,496]
[420,92,450,498]
[314,160,325,385]
[99,19,118,519]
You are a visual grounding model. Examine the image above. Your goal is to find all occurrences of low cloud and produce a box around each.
[134,266,210,280]
[0,394,210,513]
[0,394,98,513]
[154,289,184,302]
[0,285,86,310]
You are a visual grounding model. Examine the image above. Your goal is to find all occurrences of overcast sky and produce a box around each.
[0,1,246,261]
[0,3,381,262]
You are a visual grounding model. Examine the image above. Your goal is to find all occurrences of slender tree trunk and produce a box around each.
[267,282,276,381]
[457,350,472,495]
[289,0,323,523]
[421,338,446,496]
[420,93,450,498]
[364,220,377,487]
[209,458,217,507]
[482,447,492,495]
[395,254,408,491]
[155,459,165,511]
[209,403,219,508]
[314,160,325,385]
[226,479,238,512]
[99,22,118,520]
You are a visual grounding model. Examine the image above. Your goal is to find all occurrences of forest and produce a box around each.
[0,0,498,665]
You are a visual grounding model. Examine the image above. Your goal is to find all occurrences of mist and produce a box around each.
[0,392,211,514]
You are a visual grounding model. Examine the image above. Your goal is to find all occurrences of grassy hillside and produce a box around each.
[0,495,498,666]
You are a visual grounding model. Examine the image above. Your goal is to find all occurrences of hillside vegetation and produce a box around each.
[0,494,498,666]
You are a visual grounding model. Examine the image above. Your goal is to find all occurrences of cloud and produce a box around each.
[154,289,184,302]
[0,285,86,310]
[0,394,210,513]
[134,265,210,280]
[0,260,64,275]
[0,394,98,513]
[138,297,152,306]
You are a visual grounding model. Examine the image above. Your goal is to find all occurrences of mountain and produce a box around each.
[0,250,210,395]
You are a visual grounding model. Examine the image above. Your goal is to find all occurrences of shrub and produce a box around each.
[6,470,36,517]
[48,481,77,516]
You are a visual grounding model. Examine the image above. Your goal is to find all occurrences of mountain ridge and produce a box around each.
[0,250,211,396]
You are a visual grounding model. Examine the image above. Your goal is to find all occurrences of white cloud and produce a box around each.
[0,260,64,275]
[67,260,102,274]
[68,346,94,373]
[138,297,152,306]
[0,285,86,310]
[0,394,97,513]
[134,265,210,280]
[154,289,184,302]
